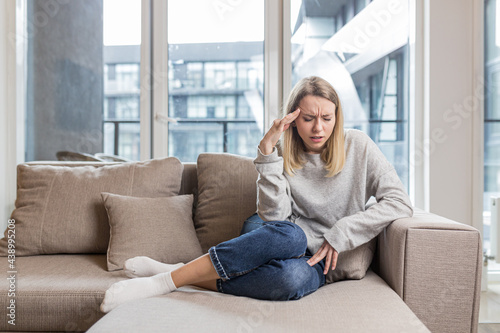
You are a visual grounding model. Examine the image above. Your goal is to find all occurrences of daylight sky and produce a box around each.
[103,0,265,46]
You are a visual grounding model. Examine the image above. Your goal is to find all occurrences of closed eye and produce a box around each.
[303,116,333,122]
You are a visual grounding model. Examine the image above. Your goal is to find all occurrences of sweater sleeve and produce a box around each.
[253,147,292,222]
[323,137,414,254]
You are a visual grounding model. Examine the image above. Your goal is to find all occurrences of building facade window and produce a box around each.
[103,52,141,160]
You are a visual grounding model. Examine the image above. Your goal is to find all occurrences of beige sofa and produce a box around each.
[0,154,481,332]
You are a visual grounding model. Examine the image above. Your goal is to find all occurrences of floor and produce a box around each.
[479,283,500,333]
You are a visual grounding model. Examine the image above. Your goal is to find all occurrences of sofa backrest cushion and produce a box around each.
[194,153,259,253]
[179,163,197,195]
[0,158,183,256]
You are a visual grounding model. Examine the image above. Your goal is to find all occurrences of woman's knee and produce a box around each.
[244,214,306,247]
[268,221,307,251]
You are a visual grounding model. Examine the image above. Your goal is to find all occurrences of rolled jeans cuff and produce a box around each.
[208,246,230,281]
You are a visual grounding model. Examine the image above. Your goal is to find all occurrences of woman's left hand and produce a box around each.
[307,240,338,275]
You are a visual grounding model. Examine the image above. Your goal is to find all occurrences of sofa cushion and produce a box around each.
[326,238,377,283]
[0,158,183,256]
[194,153,259,252]
[0,254,126,332]
[103,192,203,271]
[86,270,429,333]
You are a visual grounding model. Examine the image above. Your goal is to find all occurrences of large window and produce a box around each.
[21,0,411,179]
[290,0,410,190]
[166,0,265,162]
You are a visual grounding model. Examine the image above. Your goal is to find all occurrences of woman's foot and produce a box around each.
[123,256,184,278]
[100,272,177,313]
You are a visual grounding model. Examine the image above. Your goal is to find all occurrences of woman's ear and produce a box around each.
[292,121,296,127]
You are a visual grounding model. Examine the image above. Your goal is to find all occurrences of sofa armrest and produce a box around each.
[376,208,482,333]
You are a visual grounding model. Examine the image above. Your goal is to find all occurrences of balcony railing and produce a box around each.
[103,118,259,157]
[172,118,258,152]
[103,119,140,156]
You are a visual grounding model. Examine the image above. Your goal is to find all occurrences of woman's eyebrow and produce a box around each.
[298,105,335,117]
[299,110,334,117]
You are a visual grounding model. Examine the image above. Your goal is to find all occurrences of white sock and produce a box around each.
[123,256,184,278]
[100,271,177,313]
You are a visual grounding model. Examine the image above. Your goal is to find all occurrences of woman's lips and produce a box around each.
[310,136,323,143]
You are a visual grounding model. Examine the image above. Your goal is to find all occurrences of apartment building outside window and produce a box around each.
[103,46,141,161]
[167,42,264,162]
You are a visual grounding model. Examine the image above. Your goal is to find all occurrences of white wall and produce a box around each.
[418,0,483,228]
[0,0,19,233]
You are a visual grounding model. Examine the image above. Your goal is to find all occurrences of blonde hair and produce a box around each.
[281,76,345,177]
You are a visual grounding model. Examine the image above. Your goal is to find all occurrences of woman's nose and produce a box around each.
[313,120,322,132]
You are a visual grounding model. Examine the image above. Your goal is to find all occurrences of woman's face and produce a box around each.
[294,95,336,154]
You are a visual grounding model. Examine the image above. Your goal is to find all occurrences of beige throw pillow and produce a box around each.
[326,238,377,283]
[102,193,203,271]
[0,158,183,256]
[194,153,259,253]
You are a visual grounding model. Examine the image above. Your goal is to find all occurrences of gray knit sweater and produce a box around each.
[254,129,413,254]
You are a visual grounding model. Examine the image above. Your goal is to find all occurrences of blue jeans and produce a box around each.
[208,214,326,301]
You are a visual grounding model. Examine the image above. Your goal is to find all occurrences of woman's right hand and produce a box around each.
[259,109,301,155]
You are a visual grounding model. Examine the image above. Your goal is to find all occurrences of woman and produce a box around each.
[100,76,413,313]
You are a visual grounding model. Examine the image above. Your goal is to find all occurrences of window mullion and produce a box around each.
[282,0,292,107]
[265,0,283,127]
[150,0,169,159]
[139,0,152,160]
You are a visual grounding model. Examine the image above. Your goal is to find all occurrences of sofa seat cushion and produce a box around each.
[0,254,126,332]
[87,270,429,333]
